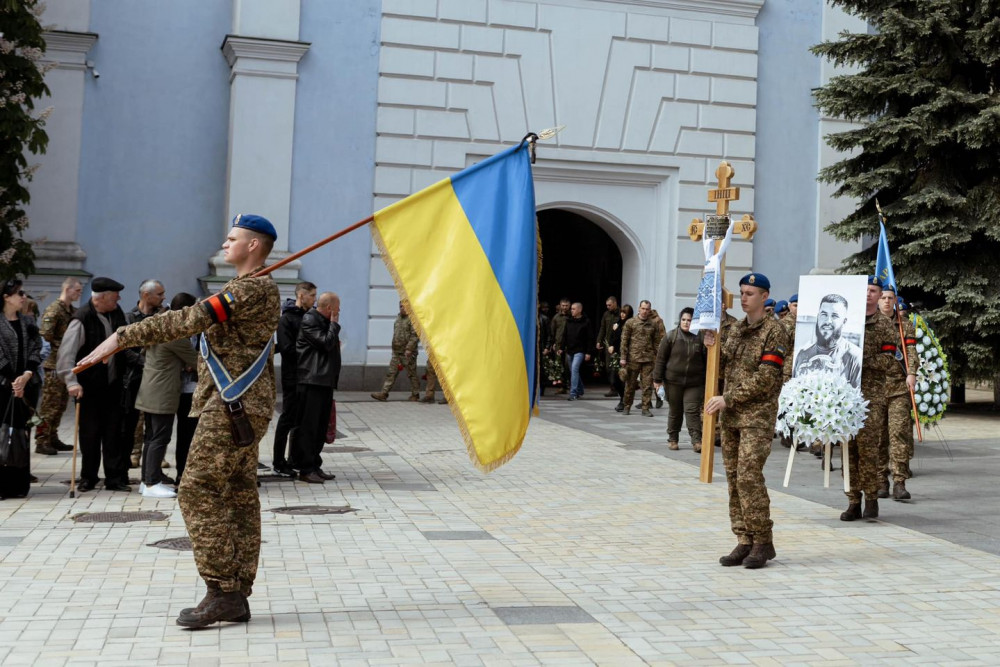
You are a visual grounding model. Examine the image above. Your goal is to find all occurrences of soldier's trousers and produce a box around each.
[847,399,886,503]
[381,351,419,396]
[37,371,68,446]
[424,362,438,397]
[623,362,653,410]
[721,425,774,545]
[178,409,270,596]
[879,392,913,483]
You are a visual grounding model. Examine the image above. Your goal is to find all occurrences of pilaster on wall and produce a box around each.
[25,29,98,304]
[813,2,864,274]
[369,0,764,364]
[203,3,309,297]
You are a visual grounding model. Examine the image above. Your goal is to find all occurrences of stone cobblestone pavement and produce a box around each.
[1,395,999,665]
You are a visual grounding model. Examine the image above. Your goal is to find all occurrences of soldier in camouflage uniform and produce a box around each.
[36,277,83,454]
[619,300,665,416]
[841,276,900,522]
[549,299,571,393]
[877,289,918,500]
[78,214,281,628]
[371,302,419,401]
[705,273,789,569]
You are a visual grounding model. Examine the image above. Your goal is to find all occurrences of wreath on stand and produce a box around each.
[776,371,869,447]
[910,313,949,426]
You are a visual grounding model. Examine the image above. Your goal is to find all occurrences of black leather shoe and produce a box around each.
[840,503,862,521]
[104,482,132,492]
[53,441,74,452]
[29,474,39,483]
[272,464,296,477]
[159,474,176,486]
[299,471,324,484]
[316,469,336,480]
[614,402,624,412]
[176,591,249,627]
[77,479,97,492]
[719,543,752,566]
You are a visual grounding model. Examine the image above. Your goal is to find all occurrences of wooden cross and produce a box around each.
[688,161,758,483]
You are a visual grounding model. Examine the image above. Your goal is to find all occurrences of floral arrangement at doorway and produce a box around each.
[910,313,949,426]
[776,370,869,447]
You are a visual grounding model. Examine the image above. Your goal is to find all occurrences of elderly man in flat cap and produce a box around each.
[79,214,281,628]
[57,276,131,492]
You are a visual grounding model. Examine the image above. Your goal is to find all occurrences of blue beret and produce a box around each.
[775,300,789,315]
[867,275,884,288]
[739,272,770,290]
[789,293,798,303]
[896,296,909,310]
[232,213,277,241]
[764,298,776,308]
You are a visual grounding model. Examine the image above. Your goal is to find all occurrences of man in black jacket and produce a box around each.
[291,291,340,483]
[56,277,130,492]
[562,302,593,400]
[121,279,166,470]
[272,281,315,476]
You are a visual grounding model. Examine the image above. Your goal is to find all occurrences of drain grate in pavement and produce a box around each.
[492,606,597,626]
[270,505,357,516]
[148,537,192,550]
[322,445,371,454]
[422,530,495,541]
[72,511,169,524]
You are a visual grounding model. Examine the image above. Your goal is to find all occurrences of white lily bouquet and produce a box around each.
[776,371,869,447]
[911,313,949,425]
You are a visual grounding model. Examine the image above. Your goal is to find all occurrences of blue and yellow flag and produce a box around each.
[372,144,537,471]
[875,221,897,292]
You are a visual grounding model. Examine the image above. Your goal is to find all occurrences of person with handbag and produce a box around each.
[290,292,341,483]
[1,279,42,499]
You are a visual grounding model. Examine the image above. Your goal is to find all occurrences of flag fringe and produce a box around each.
[370,223,522,473]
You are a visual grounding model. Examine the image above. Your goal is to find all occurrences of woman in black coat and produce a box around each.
[607,304,633,412]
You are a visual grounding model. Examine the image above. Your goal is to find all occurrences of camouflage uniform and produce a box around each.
[37,299,76,447]
[880,317,918,484]
[550,311,569,389]
[718,316,789,546]
[380,313,419,396]
[620,315,665,410]
[117,267,280,596]
[847,312,897,504]
[779,315,796,384]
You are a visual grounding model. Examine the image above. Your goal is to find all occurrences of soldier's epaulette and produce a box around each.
[203,291,235,324]
[760,345,786,368]
[880,342,898,355]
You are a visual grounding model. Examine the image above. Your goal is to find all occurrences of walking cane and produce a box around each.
[69,400,80,499]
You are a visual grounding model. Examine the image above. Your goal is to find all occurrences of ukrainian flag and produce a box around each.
[372,143,537,471]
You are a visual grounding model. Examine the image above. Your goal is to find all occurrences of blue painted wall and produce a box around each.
[75,1,381,365]
[753,0,823,300]
[77,0,231,304]
[291,0,381,364]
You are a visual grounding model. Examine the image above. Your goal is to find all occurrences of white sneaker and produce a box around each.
[139,482,146,494]
[141,483,177,499]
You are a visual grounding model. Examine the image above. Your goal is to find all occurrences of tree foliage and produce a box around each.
[0,0,49,281]
[812,0,1000,382]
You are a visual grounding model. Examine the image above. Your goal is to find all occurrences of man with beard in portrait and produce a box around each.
[792,294,862,388]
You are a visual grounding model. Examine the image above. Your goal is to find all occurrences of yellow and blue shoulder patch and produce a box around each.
[203,291,235,324]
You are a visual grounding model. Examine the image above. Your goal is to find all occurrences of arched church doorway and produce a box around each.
[538,207,623,339]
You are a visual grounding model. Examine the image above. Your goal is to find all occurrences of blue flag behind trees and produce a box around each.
[875,222,897,292]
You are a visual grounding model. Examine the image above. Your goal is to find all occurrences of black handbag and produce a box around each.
[0,396,30,469]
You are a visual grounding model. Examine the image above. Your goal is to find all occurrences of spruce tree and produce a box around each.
[812,0,1000,383]
[0,0,49,281]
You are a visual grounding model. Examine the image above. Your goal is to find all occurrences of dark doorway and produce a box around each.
[538,208,623,332]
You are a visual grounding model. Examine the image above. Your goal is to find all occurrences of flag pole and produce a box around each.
[72,214,375,375]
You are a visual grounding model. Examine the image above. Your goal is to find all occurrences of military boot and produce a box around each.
[641,408,653,417]
[876,475,890,498]
[419,394,435,404]
[176,590,250,627]
[35,443,58,456]
[840,502,862,521]
[692,442,702,454]
[862,497,879,519]
[614,401,624,413]
[370,392,388,402]
[743,543,776,569]
[719,543,752,566]
[622,406,630,415]
[892,480,911,501]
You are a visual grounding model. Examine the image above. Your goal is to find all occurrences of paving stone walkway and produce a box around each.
[1,396,999,665]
